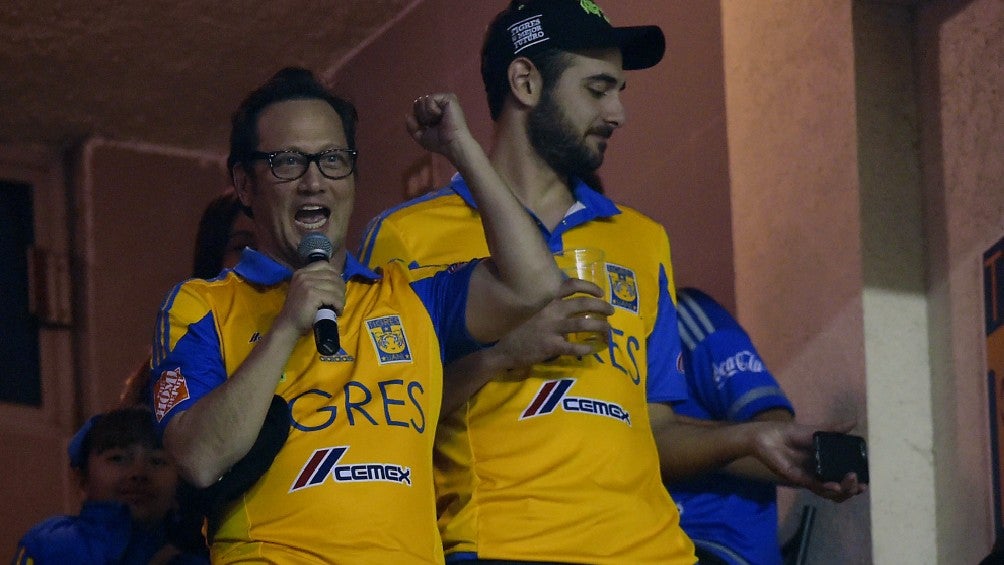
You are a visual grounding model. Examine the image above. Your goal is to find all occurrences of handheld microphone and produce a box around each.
[297,233,340,356]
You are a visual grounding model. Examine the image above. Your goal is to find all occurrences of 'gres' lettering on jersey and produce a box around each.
[287,382,428,434]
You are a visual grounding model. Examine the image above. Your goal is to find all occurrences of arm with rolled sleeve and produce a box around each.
[152,278,303,488]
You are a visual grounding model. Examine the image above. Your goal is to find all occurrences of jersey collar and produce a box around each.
[447,172,621,229]
[233,247,380,286]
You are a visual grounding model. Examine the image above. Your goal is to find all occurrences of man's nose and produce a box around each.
[603,92,626,128]
[297,160,326,192]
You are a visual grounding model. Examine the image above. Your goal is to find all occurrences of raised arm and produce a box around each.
[406,93,563,343]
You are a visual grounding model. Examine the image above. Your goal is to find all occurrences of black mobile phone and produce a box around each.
[812,431,869,484]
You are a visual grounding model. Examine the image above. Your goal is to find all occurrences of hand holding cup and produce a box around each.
[553,248,611,353]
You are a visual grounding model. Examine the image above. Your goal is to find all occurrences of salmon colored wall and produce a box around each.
[918,0,1004,561]
[75,139,229,416]
[0,145,78,555]
[721,3,871,562]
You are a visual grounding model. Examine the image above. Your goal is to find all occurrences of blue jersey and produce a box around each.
[670,287,795,565]
[13,501,208,565]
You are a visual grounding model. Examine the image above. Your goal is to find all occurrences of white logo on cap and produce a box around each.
[509,14,549,54]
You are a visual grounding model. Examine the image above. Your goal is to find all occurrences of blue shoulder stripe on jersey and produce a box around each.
[645,263,688,402]
[677,287,720,351]
[451,173,621,220]
[153,282,186,367]
[357,184,456,266]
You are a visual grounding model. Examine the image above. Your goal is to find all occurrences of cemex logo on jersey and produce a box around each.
[520,379,631,426]
[153,368,190,422]
[289,446,412,493]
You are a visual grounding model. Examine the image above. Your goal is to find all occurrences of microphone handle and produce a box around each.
[314,307,339,355]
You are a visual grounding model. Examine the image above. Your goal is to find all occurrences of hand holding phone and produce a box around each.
[813,431,869,484]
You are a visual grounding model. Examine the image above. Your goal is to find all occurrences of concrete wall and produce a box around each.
[0,139,227,552]
[721,2,872,562]
[72,139,228,417]
[917,0,1004,562]
[0,145,78,554]
[855,3,935,562]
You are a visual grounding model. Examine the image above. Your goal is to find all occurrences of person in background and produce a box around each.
[150,67,571,563]
[190,188,255,280]
[670,287,799,565]
[108,189,258,559]
[12,406,208,565]
[119,188,254,409]
[359,2,862,563]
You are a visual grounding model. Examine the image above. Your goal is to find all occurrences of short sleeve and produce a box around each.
[645,263,687,403]
[149,282,228,433]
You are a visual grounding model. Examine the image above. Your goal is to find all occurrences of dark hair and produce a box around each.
[73,407,161,475]
[226,66,359,175]
[481,9,574,122]
[191,189,248,279]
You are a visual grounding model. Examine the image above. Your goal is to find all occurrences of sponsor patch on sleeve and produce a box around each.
[153,367,191,422]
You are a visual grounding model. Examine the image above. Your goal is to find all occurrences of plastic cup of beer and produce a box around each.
[553,248,609,352]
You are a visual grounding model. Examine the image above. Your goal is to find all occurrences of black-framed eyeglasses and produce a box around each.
[249,148,358,181]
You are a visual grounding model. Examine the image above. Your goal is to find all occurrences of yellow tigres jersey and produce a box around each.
[152,250,477,564]
[359,176,696,564]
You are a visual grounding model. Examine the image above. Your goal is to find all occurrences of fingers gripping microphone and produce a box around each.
[297,233,339,356]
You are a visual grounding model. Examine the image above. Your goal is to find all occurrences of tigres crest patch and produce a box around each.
[366,315,413,364]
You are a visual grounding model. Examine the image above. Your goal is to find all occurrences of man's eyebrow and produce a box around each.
[586,73,627,90]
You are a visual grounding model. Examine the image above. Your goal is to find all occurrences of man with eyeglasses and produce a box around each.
[149,67,588,563]
[247,148,358,184]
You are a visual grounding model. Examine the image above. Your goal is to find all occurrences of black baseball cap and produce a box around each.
[483,0,666,75]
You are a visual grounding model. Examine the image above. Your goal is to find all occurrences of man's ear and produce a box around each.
[232,165,253,208]
[508,57,542,108]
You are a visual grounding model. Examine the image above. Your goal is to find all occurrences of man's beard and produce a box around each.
[527,90,609,180]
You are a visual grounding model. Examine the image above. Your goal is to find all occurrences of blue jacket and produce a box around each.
[13,500,208,565]
[669,287,795,565]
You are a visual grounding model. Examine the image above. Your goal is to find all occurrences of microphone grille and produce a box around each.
[297,232,333,260]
